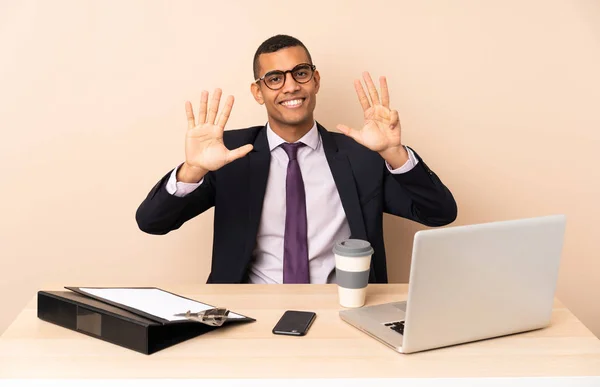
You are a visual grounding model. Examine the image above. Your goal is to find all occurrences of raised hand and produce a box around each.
[179,89,253,182]
[337,72,404,155]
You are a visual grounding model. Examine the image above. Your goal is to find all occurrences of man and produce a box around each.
[136,34,457,284]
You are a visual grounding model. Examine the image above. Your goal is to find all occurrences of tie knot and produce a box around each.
[281,142,305,161]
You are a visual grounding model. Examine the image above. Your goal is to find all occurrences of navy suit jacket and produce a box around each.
[136,123,458,283]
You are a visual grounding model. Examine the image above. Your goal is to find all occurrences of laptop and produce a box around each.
[339,214,566,354]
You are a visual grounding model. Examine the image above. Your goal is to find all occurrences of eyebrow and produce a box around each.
[263,63,308,75]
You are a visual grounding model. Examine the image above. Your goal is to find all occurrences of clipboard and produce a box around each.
[37,286,255,355]
[65,286,255,325]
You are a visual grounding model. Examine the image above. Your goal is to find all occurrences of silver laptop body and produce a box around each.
[339,215,566,354]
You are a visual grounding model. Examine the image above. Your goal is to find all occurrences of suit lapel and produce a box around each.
[319,124,368,240]
[243,125,271,269]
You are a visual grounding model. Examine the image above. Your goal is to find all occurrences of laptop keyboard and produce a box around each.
[384,321,405,335]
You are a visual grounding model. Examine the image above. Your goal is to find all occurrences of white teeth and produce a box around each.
[281,99,303,107]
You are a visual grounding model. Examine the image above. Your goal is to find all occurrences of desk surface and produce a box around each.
[0,284,599,379]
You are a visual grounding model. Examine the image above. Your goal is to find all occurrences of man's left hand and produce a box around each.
[337,72,409,168]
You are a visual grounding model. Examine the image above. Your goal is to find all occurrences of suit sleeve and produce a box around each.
[135,169,216,235]
[383,147,457,227]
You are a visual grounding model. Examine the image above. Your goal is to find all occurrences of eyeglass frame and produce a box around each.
[254,63,317,90]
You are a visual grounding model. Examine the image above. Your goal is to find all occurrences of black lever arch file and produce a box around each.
[37,287,255,355]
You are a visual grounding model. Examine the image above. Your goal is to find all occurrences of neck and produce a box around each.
[268,118,314,143]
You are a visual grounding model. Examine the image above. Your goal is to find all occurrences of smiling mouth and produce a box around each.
[280,98,305,108]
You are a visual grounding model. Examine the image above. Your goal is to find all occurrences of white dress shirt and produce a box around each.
[166,122,418,284]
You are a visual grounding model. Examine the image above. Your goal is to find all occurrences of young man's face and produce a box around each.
[251,46,320,130]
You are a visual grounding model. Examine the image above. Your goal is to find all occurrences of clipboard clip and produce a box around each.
[173,308,230,326]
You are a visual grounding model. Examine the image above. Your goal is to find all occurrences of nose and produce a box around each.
[281,72,301,93]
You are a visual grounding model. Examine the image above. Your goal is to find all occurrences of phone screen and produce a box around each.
[272,310,316,336]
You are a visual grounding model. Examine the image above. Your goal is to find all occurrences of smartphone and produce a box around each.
[272,310,316,336]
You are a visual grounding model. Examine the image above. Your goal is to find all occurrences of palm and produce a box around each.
[186,124,232,171]
[358,105,402,152]
[184,89,253,172]
[337,72,402,153]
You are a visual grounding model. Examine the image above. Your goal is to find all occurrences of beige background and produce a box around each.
[1,0,598,338]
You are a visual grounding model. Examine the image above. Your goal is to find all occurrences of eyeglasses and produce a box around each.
[255,63,316,90]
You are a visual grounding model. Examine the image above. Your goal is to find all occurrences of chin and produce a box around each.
[282,116,313,127]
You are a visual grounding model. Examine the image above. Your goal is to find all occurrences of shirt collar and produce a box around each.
[266,121,319,152]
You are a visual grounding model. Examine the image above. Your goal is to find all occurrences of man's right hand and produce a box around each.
[177,89,254,183]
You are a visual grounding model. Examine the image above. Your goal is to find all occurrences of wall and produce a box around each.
[1,0,598,337]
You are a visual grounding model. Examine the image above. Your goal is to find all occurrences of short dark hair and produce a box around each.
[253,34,313,80]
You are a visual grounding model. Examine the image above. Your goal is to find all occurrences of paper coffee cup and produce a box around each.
[333,239,374,308]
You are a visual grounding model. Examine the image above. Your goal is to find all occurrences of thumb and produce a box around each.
[225,144,254,164]
[336,124,360,141]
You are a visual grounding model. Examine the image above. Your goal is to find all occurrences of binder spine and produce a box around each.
[37,292,150,354]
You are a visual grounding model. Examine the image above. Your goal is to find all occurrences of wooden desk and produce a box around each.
[0,284,599,379]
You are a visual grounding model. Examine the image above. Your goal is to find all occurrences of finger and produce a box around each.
[185,101,196,130]
[206,88,222,125]
[363,72,380,106]
[380,76,390,108]
[336,124,361,142]
[225,144,253,164]
[354,79,371,112]
[389,109,400,129]
[216,95,235,129]
[198,91,209,125]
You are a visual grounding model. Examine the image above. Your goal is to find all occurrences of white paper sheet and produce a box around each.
[79,287,244,322]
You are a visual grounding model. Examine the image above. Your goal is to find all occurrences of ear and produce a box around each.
[250,82,264,105]
[313,70,321,94]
